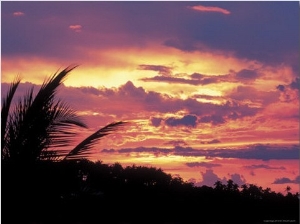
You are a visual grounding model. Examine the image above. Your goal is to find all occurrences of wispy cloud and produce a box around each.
[13,11,24,16]
[272,175,300,184]
[188,5,231,15]
[138,64,173,76]
[140,71,232,86]
[115,147,172,155]
[201,139,221,144]
[102,144,299,161]
[243,164,286,170]
[164,140,188,147]
[69,24,82,32]
[186,162,221,168]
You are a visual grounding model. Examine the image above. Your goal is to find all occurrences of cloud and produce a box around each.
[289,77,300,90]
[164,140,187,147]
[58,79,260,127]
[110,82,259,120]
[272,175,300,184]
[110,147,172,155]
[101,146,172,156]
[191,169,246,188]
[243,164,286,170]
[276,77,299,102]
[193,94,225,102]
[228,173,246,186]
[193,169,226,187]
[92,81,259,121]
[150,117,163,127]
[3,80,259,125]
[163,38,199,52]
[185,162,221,168]
[165,115,197,127]
[188,5,231,15]
[228,85,278,106]
[69,24,82,32]
[235,69,260,81]
[197,170,224,187]
[276,85,285,92]
[77,86,102,96]
[200,139,221,144]
[199,114,225,125]
[174,144,300,160]
[101,149,116,153]
[138,64,173,76]
[2,2,298,68]
[101,144,299,161]
[141,76,198,85]
[13,11,25,16]
[141,71,232,86]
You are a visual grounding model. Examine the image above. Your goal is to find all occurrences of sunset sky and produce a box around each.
[1,1,299,194]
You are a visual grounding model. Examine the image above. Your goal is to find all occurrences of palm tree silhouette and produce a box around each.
[1,65,125,163]
[285,185,292,195]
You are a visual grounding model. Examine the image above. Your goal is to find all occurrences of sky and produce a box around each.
[1,1,299,194]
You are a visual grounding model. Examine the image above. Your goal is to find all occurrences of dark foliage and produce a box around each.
[2,160,299,224]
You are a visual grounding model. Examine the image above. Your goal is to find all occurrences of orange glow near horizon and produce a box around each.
[1,43,263,89]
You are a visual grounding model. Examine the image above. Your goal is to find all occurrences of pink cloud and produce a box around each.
[188,5,231,15]
[69,24,82,32]
[13,11,25,16]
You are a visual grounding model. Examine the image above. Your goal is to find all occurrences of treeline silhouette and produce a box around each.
[2,159,299,224]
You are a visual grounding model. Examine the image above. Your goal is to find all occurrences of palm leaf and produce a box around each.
[6,87,35,160]
[3,65,88,162]
[1,75,21,157]
[45,100,87,149]
[63,121,127,160]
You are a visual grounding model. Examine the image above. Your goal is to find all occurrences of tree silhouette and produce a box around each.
[285,185,292,193]
[226,179,239,192]
[1,65,125,163]
[214,180,226,191]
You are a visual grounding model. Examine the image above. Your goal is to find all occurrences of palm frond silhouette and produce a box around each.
[1,75,21,160]
[1,65,125,163]
[64,121,126,160]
